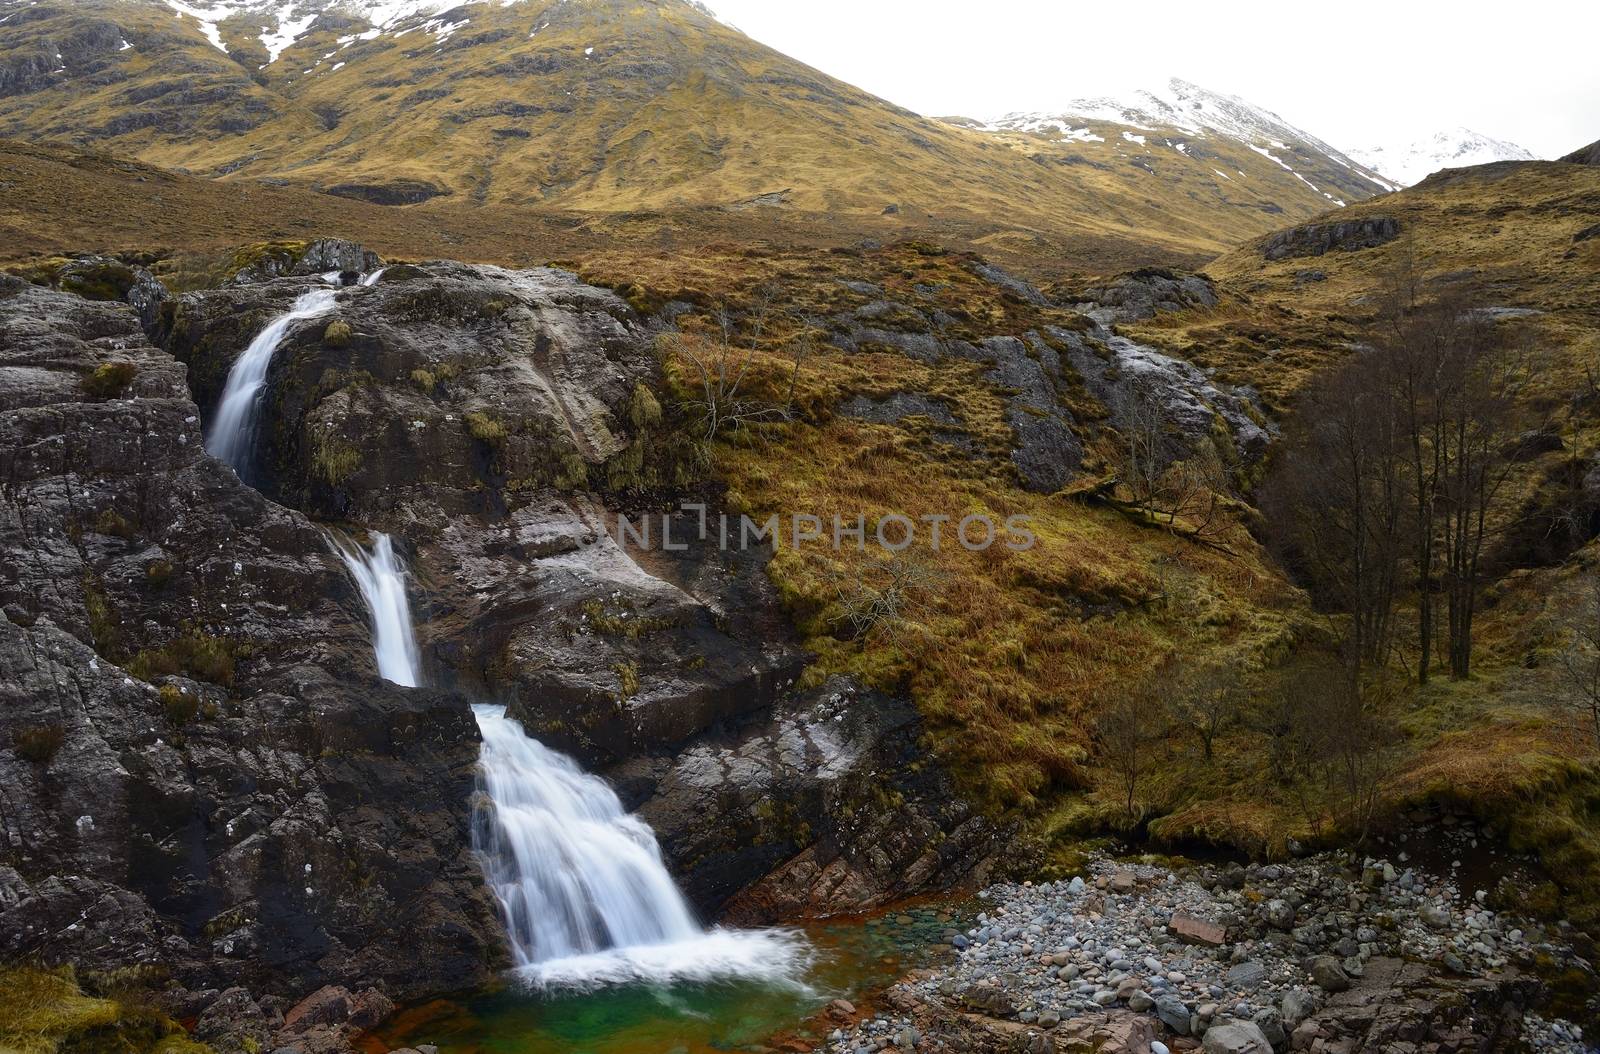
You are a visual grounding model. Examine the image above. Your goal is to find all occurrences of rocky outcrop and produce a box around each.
[1071,268,1219,323]
[323,181,451,206]
[630,677,1003,918]
[0,278,504,1015]
[228,239,382,287]
[1056,327,1275,465]
[1560,139,1600,167]
[1262,216,1400,260]
[165,260,649,522]
[822,266,1273,492]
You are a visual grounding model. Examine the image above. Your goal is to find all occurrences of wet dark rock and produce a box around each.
[0,278,504,1001]
[1262,216,1400,260]
[231,239,381,286]
[1054,325,1274,466]
[648,678,1002,919]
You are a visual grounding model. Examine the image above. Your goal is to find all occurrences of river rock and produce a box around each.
[1307,956,1351,993]
[1201,1019,1274,1054]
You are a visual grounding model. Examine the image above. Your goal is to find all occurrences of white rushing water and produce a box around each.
[473,704,811,990]
[333,530,810,991]
[205,287,338,476]
[330,531,423,687]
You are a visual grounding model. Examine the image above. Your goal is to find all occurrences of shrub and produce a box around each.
[159,685,199,727]
[82,362,137,399]
[129,627,238,688]
[464,411,508,443]
[614,660,640,701]
[322,319,353,347]
[93,509,136,539]
[15,724,66,765]
[310,435,360,486]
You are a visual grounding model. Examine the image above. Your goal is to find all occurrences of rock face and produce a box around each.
[1262,216,1401,260]
[0,278,504,1009]
[1072,268,1220,323]
[641,679,1006,917]
[1056,327,1275,466]
[155,257,999,922]
[822,265,1269,492]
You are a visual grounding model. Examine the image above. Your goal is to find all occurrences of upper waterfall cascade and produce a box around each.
[204,286,338,478]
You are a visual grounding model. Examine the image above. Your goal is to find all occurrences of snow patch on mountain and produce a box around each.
[1348,128,1538,187]
[986,78,1399,194]
[161,0,522,62]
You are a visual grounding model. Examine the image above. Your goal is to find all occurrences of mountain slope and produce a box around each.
[0,0,1386,259]
[957,78,1395,221]
[1349,127,1537,186]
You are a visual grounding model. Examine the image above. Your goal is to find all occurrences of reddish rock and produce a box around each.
[283,986,354,1033]
[1171,912,1227,946]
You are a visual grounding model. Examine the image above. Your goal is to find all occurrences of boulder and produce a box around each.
[1308,955,1352,993]
[1202,1019,1274,1054]
[1263,898,1296,931]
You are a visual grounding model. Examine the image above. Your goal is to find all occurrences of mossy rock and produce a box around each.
[322,319,353,347]
[82,362,137,399]
[60,261,137,302]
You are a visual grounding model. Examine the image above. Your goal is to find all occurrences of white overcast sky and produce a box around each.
[703,0,1598,158]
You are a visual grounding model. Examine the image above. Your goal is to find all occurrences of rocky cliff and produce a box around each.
[1,246,1025,1040]
[0,276,505,1030]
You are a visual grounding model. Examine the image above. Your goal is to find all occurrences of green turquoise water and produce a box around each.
[373,904,970,1054]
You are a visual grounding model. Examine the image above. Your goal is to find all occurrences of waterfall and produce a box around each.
[472,705,812,990]
[360,267,387,286]
[205,287,338,477]
[330,532,423,687]
[334,533,809,992]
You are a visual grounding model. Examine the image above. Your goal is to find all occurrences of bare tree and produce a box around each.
[665,291,806,442]
[1171,660,1246,762]
[1109,382,1237,550]
[1553,570,1600,750]
[1095,682,1162,820]
[1264,355,1409,681]
[1113,380,1167,518]
[1254,660,1403,844]
[831,553,943,646]
[1435,307,1531,678]
[1371,276,1537,682]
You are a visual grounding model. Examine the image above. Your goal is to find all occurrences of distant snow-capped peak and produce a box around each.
[1347,128,1537,187]
[984,78,1398,194]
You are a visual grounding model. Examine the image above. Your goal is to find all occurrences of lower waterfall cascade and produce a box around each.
[335,528,811,990]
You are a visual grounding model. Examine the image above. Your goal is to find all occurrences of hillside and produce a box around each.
[950,79,1393,247]
[0,0,1385,259]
